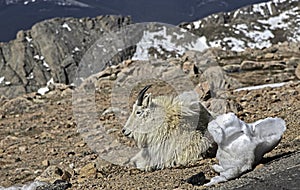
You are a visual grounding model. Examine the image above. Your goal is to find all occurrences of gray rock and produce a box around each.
[0,15,132,98]
[240,61,263,71]
[295,63,300,80]
[35,165,72,184]
[223,64,240,72]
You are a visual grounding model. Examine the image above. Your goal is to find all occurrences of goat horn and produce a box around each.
[137,85,152,106]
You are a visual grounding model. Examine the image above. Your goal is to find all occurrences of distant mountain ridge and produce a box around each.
[1,0,90,7]
[0,0,270,42]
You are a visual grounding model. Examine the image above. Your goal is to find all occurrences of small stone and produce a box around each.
[16,30,25,41]
[61,88,73,97]
[36,166,72,183]
[19,146,27,152]
[66,121,75,128]
[78,163,97,182]
[79,163,97,176]
[295,63,300,80]
[294,135,300,141]
[254,164,264,170]
[69,163,75,169]
[123,59,133,67]
[223,64,240,72]
[40,131,55,139]
[264,53,274,59]
[194,82,210,100]
[42,159,50,167]
[15,157,21,162]
[240,61,263,70]
[182,61,194,74]
[75,142,86,147]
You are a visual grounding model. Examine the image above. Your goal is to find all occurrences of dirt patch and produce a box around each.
[0,79,299,189]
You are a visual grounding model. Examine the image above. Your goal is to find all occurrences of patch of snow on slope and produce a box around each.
[234,82,288,92]
[231,23,274,50]
[223,37,245,52]
[258,12,289,29]
[62,23,72,31]
[37,78,54,95]
[252,3,266,16]
[209,37,245,52]
[132,26,208,60]
[0,76,5,84]
[193,20,202,29]
[246,30,274,49]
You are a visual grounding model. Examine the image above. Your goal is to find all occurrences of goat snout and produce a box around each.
[122,128,131,137]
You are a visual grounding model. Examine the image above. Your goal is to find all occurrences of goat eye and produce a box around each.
[136,110,142,115]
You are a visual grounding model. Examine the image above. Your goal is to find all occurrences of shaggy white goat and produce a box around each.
[122,85,215,171]
[205,112,286,186]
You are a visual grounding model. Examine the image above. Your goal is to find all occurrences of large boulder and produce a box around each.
[0,15,132,98]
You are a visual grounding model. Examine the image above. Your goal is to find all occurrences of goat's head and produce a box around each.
[122,85,212,149]
[122,85,156,138]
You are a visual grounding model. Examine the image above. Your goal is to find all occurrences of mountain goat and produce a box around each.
[122,85,216,171]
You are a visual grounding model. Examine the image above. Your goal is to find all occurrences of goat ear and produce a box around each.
[142,93,152,108]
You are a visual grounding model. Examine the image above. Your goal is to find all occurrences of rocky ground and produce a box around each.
[0,44,299,189]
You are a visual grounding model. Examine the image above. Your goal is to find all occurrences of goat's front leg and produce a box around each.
[130,148,154,171]
[204,166,240,186]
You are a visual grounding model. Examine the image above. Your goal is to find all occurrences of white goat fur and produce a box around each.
[123,91,214,171]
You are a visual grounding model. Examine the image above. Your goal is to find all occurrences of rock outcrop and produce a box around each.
[0,15,132,98]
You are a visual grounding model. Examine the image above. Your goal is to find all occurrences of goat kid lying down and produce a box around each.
[122,85,216,171]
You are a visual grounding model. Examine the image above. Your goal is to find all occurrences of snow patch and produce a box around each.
[62,23,72,31]
[37,87,49,96]
[33,55,44,60]
[72,47,81,53]
[252,4,266,15]
[232,23,274,50]
[26,72,34,80]
[24,0,36,5]
[132,26,208,60]
[247,30,274,39]
[173,32,184,40]
[223,37,245,52]
[193,20,202,29]
[258,12,289,30]
[37,78,54,95]
[0,77,4,84]
[266,2,273,15]
[235,24,248,31]
[25,37,32,42]
[234,82,287,92]
[43,61,50,69]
